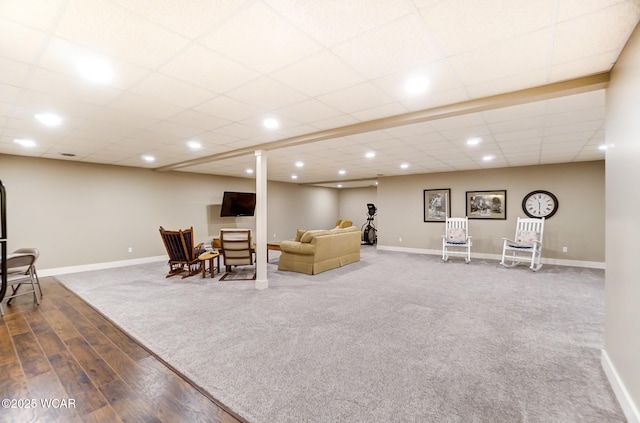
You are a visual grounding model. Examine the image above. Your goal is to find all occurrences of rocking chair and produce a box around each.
[500,217,545,271]
[442,217,472,263]
[159,226,203,278]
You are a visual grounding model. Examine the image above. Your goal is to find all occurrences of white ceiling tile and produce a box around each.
[449,29,552,87]
[195,96,259,123]
[0,0,65,31]
[130,73,215,109]
[265,0,413,46]
[552,1,640,65]
[550,51,619,82]
[421,0,555,56]
[55,0,190,68]
[271,51,366,97]
[107,92,183,121]
[110,0,248,39]
[37,38,152,91]
[557,0,636,22]
[25,68,122,106]
[0,57,30,86]
[225,77,308,111]
[317,82,395,114]
[199,1,322,74]
[0,19,48,63]
[275,99,342,123]
[159,44,259,94]
[332,14,442,79]
[166,110,231,132]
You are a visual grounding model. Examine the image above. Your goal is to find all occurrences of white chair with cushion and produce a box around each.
[442,217,472,263]
[219,229,255,280]
[500,217,545,271]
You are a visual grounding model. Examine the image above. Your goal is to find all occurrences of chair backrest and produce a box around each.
[3,253,36,273]
[514,217,545,245]
[220,229,253,266]
[159,226,197,262]
[445,217,468,242]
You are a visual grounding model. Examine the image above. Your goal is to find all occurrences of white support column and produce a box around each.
[254,150,268,289]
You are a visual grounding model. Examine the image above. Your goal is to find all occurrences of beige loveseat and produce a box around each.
[277,226,361,275]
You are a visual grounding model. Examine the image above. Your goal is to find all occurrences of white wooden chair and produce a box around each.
[500,217,545,271]
[219,229,255,280]
[442,217,472,263]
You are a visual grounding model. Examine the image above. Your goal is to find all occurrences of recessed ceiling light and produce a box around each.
[365,151,376,159]
[263,118,279,129]
[186,140,202,150]
[404,75,429,95]
[246,169,254,174]
[142,155,155,162]
[337,184,343,188]
[35,113,62,127]
[295,161,304,168]
[338,169,346,175]
[77,57,113,84]
[400,163,409,169]
[482,155,495,161]
[467,137,482,146]
[14,138,36,148]
[291,174,298,180]
[598,145,608,151]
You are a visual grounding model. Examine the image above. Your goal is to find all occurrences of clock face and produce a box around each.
[522,190,558,218]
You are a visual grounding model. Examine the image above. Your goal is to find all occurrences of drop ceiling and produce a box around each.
[1,0,639,187]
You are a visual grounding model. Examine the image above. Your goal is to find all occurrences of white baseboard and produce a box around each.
[376,245,605,269]
[602,349,640,423]
[39,255,167,277]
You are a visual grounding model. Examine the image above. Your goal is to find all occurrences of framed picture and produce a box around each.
[466,190,507,220]
[424,189,451,222]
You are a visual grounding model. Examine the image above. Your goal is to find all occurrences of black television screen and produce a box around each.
[220,191,256,217]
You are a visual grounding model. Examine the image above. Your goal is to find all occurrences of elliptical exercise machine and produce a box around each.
[361,203,377,245]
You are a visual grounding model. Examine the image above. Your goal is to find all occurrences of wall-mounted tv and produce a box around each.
[220,191,256,217]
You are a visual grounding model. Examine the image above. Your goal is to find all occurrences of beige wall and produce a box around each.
[605,22,640,418]
[0,155,338,270]
[376,161,605,264]
[338,186,377,230]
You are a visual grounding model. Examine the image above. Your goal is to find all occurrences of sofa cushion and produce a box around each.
[300,229,332,243]
[280,240,316,255]
[295,229,307,242]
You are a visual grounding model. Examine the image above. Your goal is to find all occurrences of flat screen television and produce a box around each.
[220,191,256,217]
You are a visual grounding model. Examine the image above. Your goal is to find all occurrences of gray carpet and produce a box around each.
[56,247,624,423]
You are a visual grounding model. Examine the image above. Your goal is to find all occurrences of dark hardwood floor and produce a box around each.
[0,277,244,423]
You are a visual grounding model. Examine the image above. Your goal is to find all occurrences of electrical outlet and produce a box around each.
[399,237,403,242]
[273,233,277,238]
[562,246,568,253]
[128,247,133,253]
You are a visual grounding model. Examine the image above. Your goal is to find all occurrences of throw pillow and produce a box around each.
[295,229,307,242]
[447,227,467,243]
[515,230,539,247]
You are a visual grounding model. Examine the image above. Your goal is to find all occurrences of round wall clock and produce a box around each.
[522,190,559,218]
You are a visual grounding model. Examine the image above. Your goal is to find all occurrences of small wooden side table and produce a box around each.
[198,250,220,278]
[266,241,282,262]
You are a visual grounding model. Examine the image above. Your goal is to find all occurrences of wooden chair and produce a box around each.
[219,229,255,281]
[159,226,203,278]
[500,217,545,271]
[442,217,472,263]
